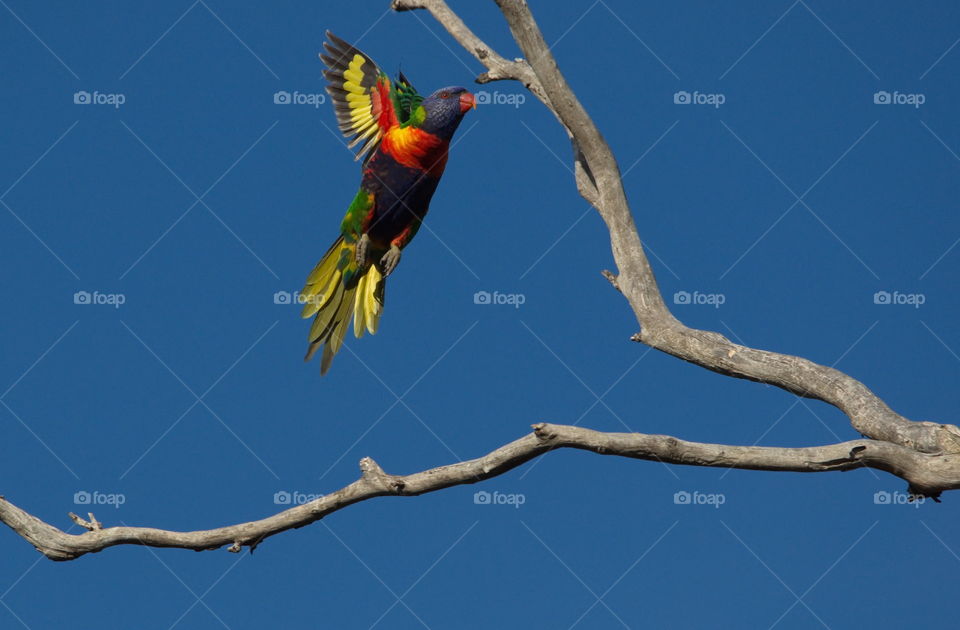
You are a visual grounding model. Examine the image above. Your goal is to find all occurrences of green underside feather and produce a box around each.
[340,189,374,243]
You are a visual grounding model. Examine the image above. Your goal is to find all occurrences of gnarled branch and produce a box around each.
[2,0,955,564]
[2,423,955,561]
[391,0,960,456]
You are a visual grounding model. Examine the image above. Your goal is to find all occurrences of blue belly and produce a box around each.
[362,151,441,248]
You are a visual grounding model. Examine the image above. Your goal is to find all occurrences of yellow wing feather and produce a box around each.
[321,32,395,161]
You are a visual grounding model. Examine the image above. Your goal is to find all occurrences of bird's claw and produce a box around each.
[379,245,402,277]
[356,233,371,268]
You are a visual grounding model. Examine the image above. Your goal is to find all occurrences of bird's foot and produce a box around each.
[356,233,371,268]
[379,245,402,277]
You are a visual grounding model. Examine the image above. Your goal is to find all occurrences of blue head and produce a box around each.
[419,86,474,140]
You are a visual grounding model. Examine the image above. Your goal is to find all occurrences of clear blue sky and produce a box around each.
[1,1,959,628]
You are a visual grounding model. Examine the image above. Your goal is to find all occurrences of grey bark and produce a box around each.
[4,423,958,561]
[2,0,956,562]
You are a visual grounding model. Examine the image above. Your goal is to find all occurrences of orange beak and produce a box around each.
[459,92,476,113]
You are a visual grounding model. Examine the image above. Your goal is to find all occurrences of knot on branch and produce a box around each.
[391,0,425,11]
[808,444,870,469]
[532,423,556,442]
[69,512,102,531]
[359,457,404,493]
[601,270,621,292]
[934,422,960,454]
[229,535,266,554]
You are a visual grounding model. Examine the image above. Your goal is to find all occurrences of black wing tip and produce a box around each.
[322,69,339,81]
[326,31,353,51]
[321,42,340,57]
[319,53,338,68]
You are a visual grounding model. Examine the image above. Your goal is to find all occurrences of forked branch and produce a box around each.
[392,0,960,456]
[2,0,956,564]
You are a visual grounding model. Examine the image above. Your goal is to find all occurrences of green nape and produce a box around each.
[405,105,426,128]
[393,78,424,127]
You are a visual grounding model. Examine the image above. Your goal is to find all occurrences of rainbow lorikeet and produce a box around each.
[300,32,475,374]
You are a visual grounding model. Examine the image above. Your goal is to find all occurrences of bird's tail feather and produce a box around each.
[301,236,385,374]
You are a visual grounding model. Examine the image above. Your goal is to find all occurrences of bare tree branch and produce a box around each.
[2,423,955,561]
[3,0,955,564]
[392,0,603,207]
[392,0,960,456]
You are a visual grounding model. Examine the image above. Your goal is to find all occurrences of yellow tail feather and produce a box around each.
[301,237,385,374]
[354,264,383,337]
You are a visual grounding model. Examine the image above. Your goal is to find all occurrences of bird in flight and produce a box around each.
[300,32,475,374]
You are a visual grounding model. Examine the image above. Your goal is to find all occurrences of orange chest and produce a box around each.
[379,127,449,177]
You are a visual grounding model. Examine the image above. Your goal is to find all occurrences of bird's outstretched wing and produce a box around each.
[321,31,424,162]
